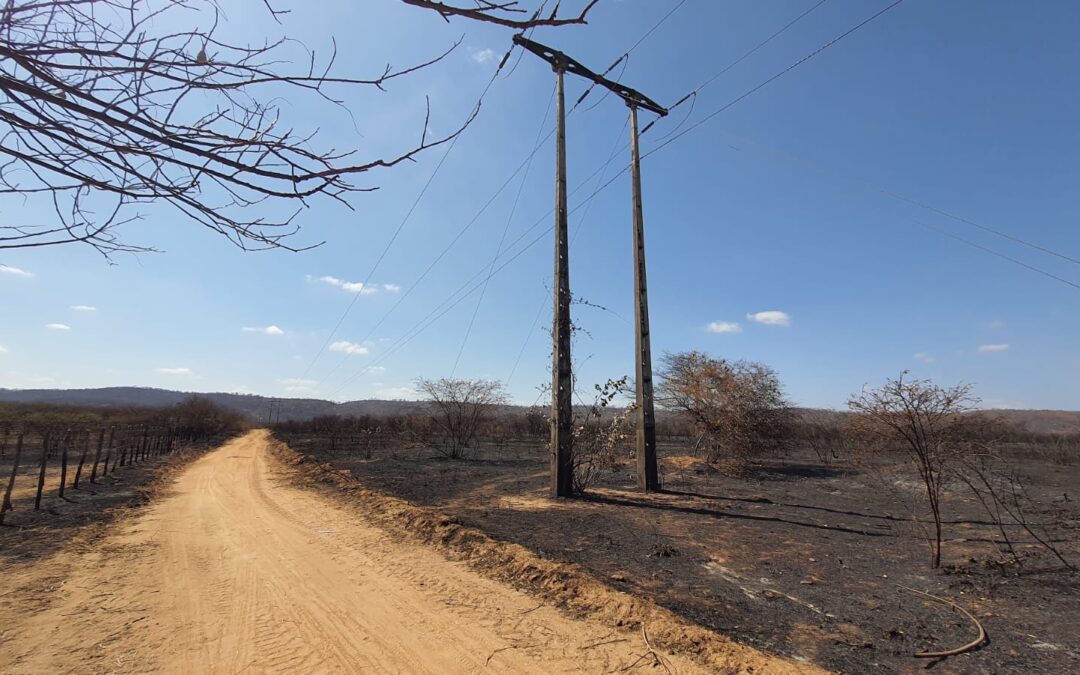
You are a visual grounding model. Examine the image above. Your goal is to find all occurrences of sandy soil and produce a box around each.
[0,430,791,674]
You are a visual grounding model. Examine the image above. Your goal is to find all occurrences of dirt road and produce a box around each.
[2,431,722,673]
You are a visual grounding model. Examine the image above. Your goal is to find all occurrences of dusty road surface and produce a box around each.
[1,431,758,674]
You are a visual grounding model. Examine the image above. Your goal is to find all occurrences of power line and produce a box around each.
[298,134,459,383]
[312,117,556,391]
[909,218,1080,291]
[572,0,688,112]
[881,190,1080,266]
[506,108,630,387]
[644,0,908,153]
[622,0,689,58]
[333,0,1078,401]
[450,83,556,377]
[641,0,830,135]
[703,127,1080,291]
[295,43,513,387]
[328,0,913,398]
[317,8,684,395]
[326,112,641,397]
[330,108,648,399]
[506,295,547,386]
[463,6,677,383]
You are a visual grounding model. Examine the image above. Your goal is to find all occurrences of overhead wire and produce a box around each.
[881,190,1080,266]
[706,127,1080,291]
[327,0,905,398]
[328,164,630,399]
[320,0,687,395]
[641,0,830,135]
[294,39,513,386]
[450,82,557,377]
[506,105,630,386]
[908,219,1080,291]
[631,0,1078,287]
[572,0,688,112]
[332,0,1076,400]
[642,0,907,145]
[312,114,560,391]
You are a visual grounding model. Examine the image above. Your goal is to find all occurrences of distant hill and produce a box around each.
[2,388,1078,433]
[794,407,1080,435]
[0,387,426,422]
[983,409,1080,435]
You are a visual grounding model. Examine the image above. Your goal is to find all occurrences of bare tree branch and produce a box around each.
[0,0,490,257]
[401,0,601,29]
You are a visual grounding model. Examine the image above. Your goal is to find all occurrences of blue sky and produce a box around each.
[2,0,1078,409]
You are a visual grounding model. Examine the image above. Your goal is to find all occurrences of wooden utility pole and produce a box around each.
[629,104,659,491]
[550,59,574,498]
[513,35,667,495]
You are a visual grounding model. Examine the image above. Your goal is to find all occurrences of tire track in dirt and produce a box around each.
[2,430,762,673]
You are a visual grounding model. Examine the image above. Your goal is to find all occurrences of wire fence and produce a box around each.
[0,423,224,526]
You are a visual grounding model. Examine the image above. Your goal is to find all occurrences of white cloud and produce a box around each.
[706,321,742,334]
[913,352,935,364]
[46,323,71,331]
[0,265,33,278]
[242,325,285,336]
[329,340,369,356]
[312,275,389,295]
[978,343,1009,353]
[984,319,1005,330]
[70,304,97,312]
[157,367,193,376]
[368,366,387,374]
[0,345,7,353]
[278,377,317,392]
[746,310,791,327]
[376,386,417,400]
[471,48,496,64]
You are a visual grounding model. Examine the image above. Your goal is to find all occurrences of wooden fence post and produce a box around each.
[139,426,149,462]
[118,429,129,467]
[35,431,50,510]
[58,429,71,501]
[1,433,23,525]
[73,429,91,489]
[90,427,110,483]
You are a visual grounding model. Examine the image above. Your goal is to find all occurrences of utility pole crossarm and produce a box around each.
[512,35,669,116]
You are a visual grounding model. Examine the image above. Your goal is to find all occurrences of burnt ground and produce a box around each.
[280,436,1080,674]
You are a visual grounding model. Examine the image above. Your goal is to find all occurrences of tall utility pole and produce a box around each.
[551,60,574,498]
[513,35,666,496]
[628,104,659,491]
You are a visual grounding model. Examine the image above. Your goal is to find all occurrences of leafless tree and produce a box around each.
[847,372,978,568]
[0,0,597,257]
[656,351,793,470]
[416,377,508,459]
[947,421,1077,572]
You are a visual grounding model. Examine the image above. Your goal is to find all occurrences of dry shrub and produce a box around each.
[656,351,793,470]
[571,377,636,493]
[415,378,508,459]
